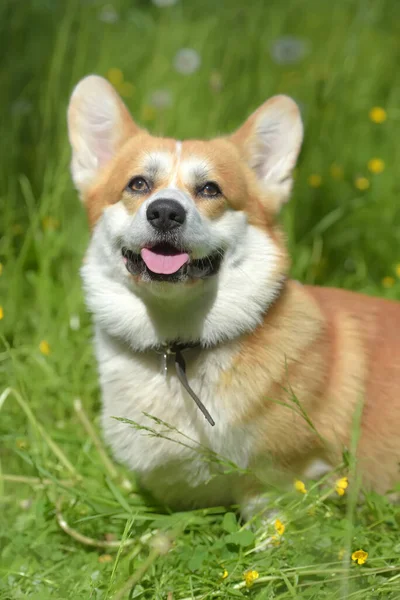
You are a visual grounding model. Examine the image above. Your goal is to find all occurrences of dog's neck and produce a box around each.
[87,269,287,353]
[131,276,288,358]
[83,223,289,352]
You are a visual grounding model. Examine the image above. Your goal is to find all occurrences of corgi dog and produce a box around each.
[67,75,400,514]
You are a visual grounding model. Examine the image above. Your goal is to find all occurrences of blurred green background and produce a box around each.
[2,1,400,598]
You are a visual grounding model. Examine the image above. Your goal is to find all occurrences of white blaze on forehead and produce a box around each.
[141,146,213,190]
[169,140,182,187]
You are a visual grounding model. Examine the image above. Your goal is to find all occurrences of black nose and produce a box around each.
[146,199,186,231]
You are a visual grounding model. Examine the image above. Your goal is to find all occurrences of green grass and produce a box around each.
[2,0,400,597]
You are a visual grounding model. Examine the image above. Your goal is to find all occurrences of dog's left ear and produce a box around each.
[231,95,303,206]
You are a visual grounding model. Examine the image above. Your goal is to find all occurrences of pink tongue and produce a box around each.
[141,248,189,275]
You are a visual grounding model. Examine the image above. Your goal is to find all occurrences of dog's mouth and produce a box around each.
[122,243,223,282]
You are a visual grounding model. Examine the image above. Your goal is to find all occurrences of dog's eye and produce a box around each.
[127,176,150,193]
[198,182,222,197]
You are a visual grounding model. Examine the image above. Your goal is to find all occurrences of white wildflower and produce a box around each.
[152,0,178,6]
[271,36,309,65]
[173,48,201,75]
[98,4,119,23]
[69,315,81,331]
[150,89,173,109]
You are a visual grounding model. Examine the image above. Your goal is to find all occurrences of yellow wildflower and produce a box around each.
[335,476,349,496]
[308,174,322,188]
[106,68,135,98]
[243,569,259,587]
[294,479,307,494]
[270,534,281,546]
[354,176,370,191]
[221,569,228,579]
[369,107,386,124]
[274,519,285,536]
[141,105,157,122]
[0,306,3,320]
[107,68,124,86]
[98,554,113,563]
[395,264,400,278]
[42,216,60,231]
[330,164,344,180]
[367,158,385,174]
[119,81,135,98]
[39,340,51,356]
[382,276,395,288]
[351,549,368,565]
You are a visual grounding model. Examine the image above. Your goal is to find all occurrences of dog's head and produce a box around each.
[67,76,303,348]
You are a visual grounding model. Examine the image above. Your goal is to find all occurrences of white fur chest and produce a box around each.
[95,328,254,508]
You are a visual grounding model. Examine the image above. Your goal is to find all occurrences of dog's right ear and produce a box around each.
[67,75,140,197]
